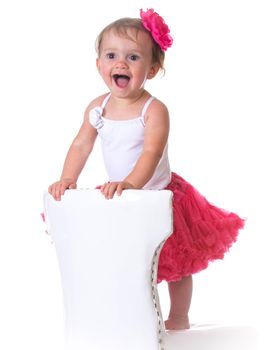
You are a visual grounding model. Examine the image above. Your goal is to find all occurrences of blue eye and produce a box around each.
[106,53,115,59]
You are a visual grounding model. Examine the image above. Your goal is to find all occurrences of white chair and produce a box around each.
[44,189,258,350]
[44,189,172,350]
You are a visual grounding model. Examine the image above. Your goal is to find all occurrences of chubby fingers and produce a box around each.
[100,182,117,199]
[48,181,76,201]
[48,182,65,201]
[100,181,135,199]
[116,182,127,196]
[100,182,126,199]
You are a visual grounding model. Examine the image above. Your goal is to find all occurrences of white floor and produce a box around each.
[164,324,258,350]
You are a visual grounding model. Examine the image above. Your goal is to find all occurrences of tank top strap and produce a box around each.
[101,93,111,109]
[100,93,155,121]
[141,96,156,118]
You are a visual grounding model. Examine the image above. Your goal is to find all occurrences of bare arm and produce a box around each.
[48,102,99,200]
[124,100,169,187]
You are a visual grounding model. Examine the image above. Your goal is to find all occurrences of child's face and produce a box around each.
[96,28,159,99]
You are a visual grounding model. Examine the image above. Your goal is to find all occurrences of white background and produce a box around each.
[0,0,279,349]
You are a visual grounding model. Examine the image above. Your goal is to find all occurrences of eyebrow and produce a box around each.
[102,48,144,55]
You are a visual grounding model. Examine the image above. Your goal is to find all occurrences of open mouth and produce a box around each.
[113,74,130,88]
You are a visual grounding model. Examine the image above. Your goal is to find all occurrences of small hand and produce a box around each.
[100,181,135,199]
[48,178,77,201]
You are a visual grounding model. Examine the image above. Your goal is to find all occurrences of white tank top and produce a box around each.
[89,93,171,190]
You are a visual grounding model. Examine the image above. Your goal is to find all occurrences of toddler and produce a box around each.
[48,9,245,330]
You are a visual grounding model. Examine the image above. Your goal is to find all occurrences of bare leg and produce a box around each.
[165,275,193,330]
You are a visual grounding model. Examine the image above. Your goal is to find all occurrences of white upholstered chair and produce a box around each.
[44,189,172,350]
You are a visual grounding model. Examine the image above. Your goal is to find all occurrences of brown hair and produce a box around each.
[95,17,165,71]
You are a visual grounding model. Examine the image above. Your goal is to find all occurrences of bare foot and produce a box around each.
[165,316,190,330]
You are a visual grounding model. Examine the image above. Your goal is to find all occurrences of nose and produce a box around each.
[115,58,128,70]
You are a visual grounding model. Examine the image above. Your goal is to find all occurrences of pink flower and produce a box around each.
[140,8,173,52]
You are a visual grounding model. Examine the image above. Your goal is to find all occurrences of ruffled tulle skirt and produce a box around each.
[157,172,245,283]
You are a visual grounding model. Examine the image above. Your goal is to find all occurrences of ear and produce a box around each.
[96,58,101,74]
[147,63,160,79]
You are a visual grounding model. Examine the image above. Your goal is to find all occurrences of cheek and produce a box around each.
[98,64,109,77]
[136,63,150,76]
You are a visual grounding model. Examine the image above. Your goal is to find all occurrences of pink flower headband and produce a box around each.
[140,8,173,52]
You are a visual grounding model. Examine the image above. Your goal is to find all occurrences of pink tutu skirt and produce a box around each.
[157,172,245,283]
